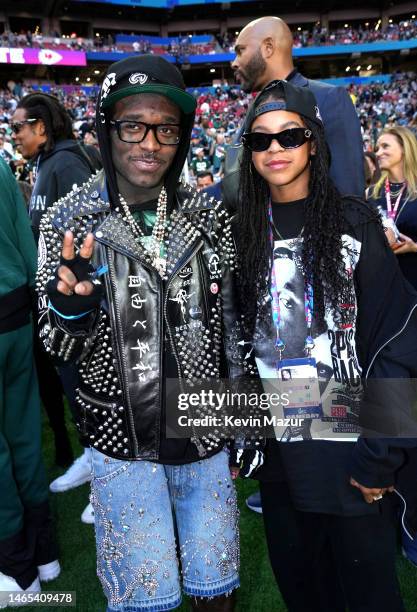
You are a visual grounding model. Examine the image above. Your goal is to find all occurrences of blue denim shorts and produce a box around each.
[90,448,239,611]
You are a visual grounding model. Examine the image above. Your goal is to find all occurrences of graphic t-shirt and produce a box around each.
[253,199,374,516]
[254,199,363,443]
[191,156,211,175]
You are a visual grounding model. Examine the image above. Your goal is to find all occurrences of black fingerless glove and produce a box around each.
[46,254,104,318]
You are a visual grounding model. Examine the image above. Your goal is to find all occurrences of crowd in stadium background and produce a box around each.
[0,72,416,187]
[1,18,417,56]
[1,1,417,607]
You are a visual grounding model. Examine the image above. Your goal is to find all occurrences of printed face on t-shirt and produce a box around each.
[254,245,307,373]
[272,246,306,357]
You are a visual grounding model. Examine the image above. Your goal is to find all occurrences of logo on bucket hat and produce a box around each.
[100,56,197,115]
[129,73,148,85]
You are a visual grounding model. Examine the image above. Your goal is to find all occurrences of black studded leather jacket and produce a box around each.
[36,171,258,461]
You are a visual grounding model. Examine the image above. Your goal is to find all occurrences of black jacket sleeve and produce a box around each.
[350,205,417,487]
[36,201,101,365]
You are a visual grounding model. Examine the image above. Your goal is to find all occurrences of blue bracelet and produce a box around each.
[92,264,108,279]
[48,301,94,321]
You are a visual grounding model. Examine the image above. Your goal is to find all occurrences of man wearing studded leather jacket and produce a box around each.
[36,56,258,612]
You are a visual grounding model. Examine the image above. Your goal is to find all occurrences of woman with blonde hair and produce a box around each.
[368,125,417,289]
[368,125,417,571]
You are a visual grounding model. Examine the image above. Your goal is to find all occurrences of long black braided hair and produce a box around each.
[236,91,347,337]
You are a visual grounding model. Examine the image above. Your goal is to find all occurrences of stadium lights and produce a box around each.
[297,27,301,31]
[86,77,91,82]
[389,19,393,23]
[94,70,100,75]
[344,24,349,28]
[356,65,361,71]
[95,33,100,37]
[75,77,79,82]
[345,66,351,72]
[365,22,369,26]
[375,19,381,31]
[367,64,372,70]
[210,68,216,73]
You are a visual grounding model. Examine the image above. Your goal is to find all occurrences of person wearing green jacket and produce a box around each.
[0,157,59,606]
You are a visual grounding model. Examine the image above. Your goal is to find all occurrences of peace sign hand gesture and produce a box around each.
[57,231,95,296]
[46,230,104,320]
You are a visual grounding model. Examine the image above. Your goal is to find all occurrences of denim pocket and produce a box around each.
[91,448,130,483]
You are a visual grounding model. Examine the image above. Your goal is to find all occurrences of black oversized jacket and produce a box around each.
[35,57,259,462]
[254,198,417,524]
[345,199,417,487]
[36,171,257,460]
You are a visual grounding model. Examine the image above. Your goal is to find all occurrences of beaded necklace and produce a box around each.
[118,186,168,277]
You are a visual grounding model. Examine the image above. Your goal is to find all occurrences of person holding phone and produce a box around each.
[368,126,417,569]
[368,126,417,290]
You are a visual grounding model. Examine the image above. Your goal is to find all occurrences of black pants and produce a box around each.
[33,336,67,431]
[260,481,405,612]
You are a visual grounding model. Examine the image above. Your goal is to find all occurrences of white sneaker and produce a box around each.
[49,449,92,493]
[81,502,95,524]
[0,572,41,608]
[37,560,61,582]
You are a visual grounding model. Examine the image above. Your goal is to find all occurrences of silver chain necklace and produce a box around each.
[118,186,168,277]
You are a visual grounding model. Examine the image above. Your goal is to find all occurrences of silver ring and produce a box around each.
[373,494,383,501]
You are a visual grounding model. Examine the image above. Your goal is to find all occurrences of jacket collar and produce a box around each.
[288,71,308,87]
[93,180,214,278]
[51,171,109,232]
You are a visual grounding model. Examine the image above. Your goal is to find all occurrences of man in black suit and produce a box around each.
[207,16,364,204]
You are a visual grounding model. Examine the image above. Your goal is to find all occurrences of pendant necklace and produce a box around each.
[118,187,168,277]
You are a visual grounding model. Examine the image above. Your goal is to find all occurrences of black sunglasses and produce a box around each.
[10,118,38,134]
[241,128,312,152]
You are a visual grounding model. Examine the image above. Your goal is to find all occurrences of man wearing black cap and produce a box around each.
[36,56,252,611]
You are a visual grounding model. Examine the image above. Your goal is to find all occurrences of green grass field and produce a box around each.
[22,409,417,612]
